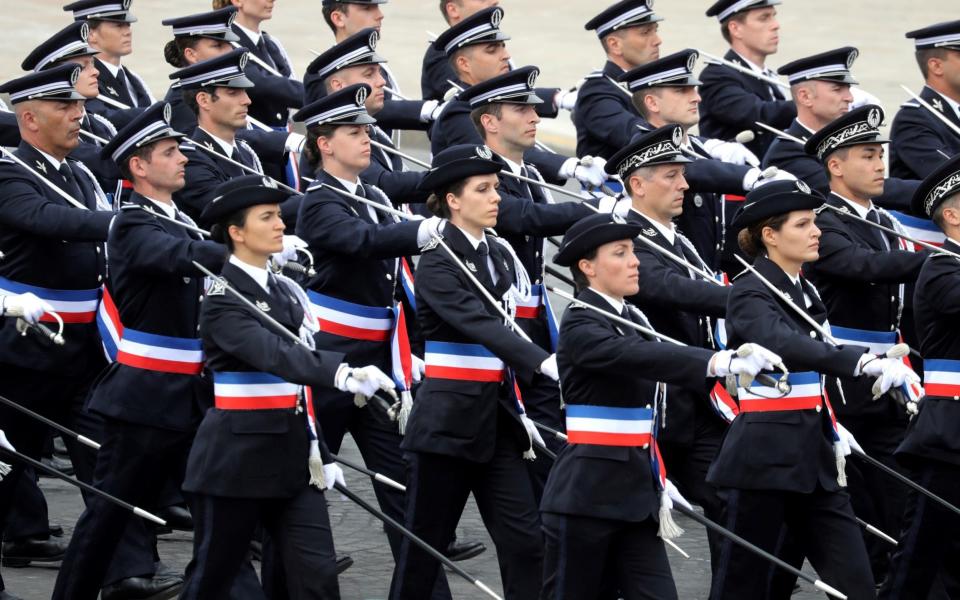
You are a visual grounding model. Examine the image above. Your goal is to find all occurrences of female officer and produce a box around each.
[179,175,395,599]
[707,180,920,600]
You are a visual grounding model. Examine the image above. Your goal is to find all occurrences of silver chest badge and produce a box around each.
[256,300,270,312]
[465,260,478,273]
[642,227,657,237]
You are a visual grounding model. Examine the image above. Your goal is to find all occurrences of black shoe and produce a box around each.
[48,523,64,538]
[1,537,67,567]
[100,574,183,600]
[0,590,25,600]
[335,554,353,575]
[39,455,74,477]
[442,540,486,562]
[156,505,193,532]
[53,436,68,457]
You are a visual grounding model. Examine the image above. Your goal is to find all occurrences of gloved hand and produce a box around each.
[271,235,307,269]
[0,429,15,453]
[850,87,883,111]
[554,88,578,112]
[834,422,863,457]
[416,216,445,247]
[702,138,760,167]
[663,479,693,511]
[558,156,608,188]
[335,364,398,400]
[742,166,798,191]
[710,343,782,378]
[596,194,628,217]
[322,462,346,491]
[411,354,426,384]
[420,99,448,122]
[285,132,306,154]
[521,414,546,449]
[539,353,559,381]
[857,354,921,400]
[1,292,53,324]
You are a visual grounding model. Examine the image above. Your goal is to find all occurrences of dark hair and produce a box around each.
[181,86,220,116]
[823,146,851,181]
[720,12,749,44]
[163,37,198,68]
[439,0,453,23]
[322,3,348,34]
[631,89,660,120]
[469,103,503,141]
[303,123,339,171]
[570,248,598,292]
[118,144,156,182]
[932,193,960,230]
[916,48,951,79]
[426,178,468,218]
[211,0,232,9]
[210,206,251,251]
[737,212,791,257]
[599,30,624,54]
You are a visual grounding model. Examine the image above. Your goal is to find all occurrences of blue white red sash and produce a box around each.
[738,371,823,412]
[709,381,739,423]
[712,272,731,350]
[0,277,99,324]
[400,257,416,313]
[922,359,960,398]
[97,286,122,360]
[389,304,414,394]
[424,341,505,382]
[830,326,897,355]
[888,210,945,250]
[513,284,559,351]
[565,405,653,446]
[307,291,393,342]
[213,371,300,410]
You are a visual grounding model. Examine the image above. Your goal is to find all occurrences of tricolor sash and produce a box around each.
[738,371,823,412]
[97,285,122,360]
[213,371,300,410]
[888,210,945,251]
[307,291,393,342]
[565,405,653,446]
[0,276,99,324]
[389,304,414,394]
[709,381,739,423]
[424,341,505,382]
[830,326,897,355]
[513,284,560,351]
[922,359,960,398]
[400,257,416,313]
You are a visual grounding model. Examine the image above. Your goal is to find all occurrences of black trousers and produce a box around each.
[658,414,725,576]
[51,418,193,599]
[180,487,339,600]
[0,365,153,591]
[879,461,960,599]
[540,512,677,600]
[843,415,909,583]
[390,410,544,600]
[6,470,50,539]
[710,485,875,600]
[517,372,563,503]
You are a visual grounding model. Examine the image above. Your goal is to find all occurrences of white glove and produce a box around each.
[521,414,546,449]
[411,354,425,384]
[743,166,798,191]
[596,194,627,215]
[271,235,307,268]
[834,422,863,457]
[850,87,883,111]
[539,353,559,381]
[322,462,345,491]
[416,216,445,247]
[0,429,15,453]
[285,132,306,154]
[857,355,921,400]
[554,88,578,112]
[1,292,53,325]
[710,343,782,378]
[335,364,398,400]
[559,156,608,188]
[663,479,693,511]
[420,99,448,122]
[702,138,760,167]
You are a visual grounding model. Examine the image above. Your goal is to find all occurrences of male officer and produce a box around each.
[763,47,919,207]
[698,0,794,157]
[51,103,224,600]
[890,21,960,180]
[64,0,155,116]
[803,105,930,584]
[423,0,500,102]
[0,64,113,600]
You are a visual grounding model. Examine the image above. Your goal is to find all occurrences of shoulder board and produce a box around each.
[731,269,750,282]
[118,203,141,212]
[569,303,586,310]
[179,143,196,152]
[900,100,920,109]
[421,235,442,252]
[583,70,604,80]
[0,156,14,165]
[207,278,226,296]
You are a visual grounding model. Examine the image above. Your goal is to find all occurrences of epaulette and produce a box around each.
[900,100,920,109]
[731,269,750,282]
[118,203,141,212]
[421,235,442,252]
[583,70,604,80]
[0,156,14,165]
[179,143,196,152]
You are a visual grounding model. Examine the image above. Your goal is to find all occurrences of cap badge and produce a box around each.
[238,52,250,70]
[476,145,493,160]
[69,65,81,86]
[355,86,368,106]
[162,103,172,124]
[796,180,811,194]
[867,107,881,128]
[527,69,538,89]
[80,22,90,41]
[121,0,132,9]
[671,126,683,147]
[686,52,698,72]
[369,30,380,50]
[846,49,858,69]
[262,176,277,189]
[490,7,503,28]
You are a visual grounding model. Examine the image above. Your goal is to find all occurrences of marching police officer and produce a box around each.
[890,21,960,180]
[423,0,499,102]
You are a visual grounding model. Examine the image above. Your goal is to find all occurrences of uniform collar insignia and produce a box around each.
[107,86,118,97]
[208,280,225,296]
[255,300,271,312]
[34,160,46,174]
[932,97,944,112]
[203,141,215,151]
[465,259,478,273]
[642,227,657,237]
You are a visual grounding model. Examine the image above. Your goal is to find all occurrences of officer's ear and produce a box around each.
[628,173,645,198]
[328,6,350,31]
[577,256,597,280]
[13,102,41,134]
[641,92,659,117]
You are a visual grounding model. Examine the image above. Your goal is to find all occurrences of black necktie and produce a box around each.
[115,68,137,107]
[58,163,86,207]
[866,209,889,250]
[477,240,496,285]
[795,280,807,308]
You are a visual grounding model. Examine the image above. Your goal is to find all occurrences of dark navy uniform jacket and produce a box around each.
[573,61,649,160]
[296,170,422,375]
[85,58,153,118]
[0,142,112,375]
[421,43,454,103]
[174,128,265,222]
[184,260,342,498]
[625,210,730,445]
[87,194,225,431]
[231,24,304,129]
[360,125,429,206]
[698,49,796,158]
[709,256,866,492]
[430,97,565,183]
[762,119,920,210]
[401,225,548,462]
[541,288,713,521]
[890,86,960,180]
[804,193,927,419]
[900,238,960,466]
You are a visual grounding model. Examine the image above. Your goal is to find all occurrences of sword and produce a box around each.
[699,51,790,91]
[816,203,960,260]
[330,453,406,492]
[900,84,960,139]
[852,449,960,519]
[0,394,99,450]
[755,121,807,144]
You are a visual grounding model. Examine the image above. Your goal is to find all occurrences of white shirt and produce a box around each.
[784,272,812,308]
[732,51,779,99]
[454,224,497,283]
[589,287,624,316]
[631,207,676,245]
[229,254,270,293]
[143,196,178,220]
[198,127,238,159]
[501,155,524,176]
[333,174,379,222]
[927,85,960,120]
[794,119,817,137]
[33,146,64,172]
[234,22,261,47]
[833,191,874,220]
[99,59,123,79]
